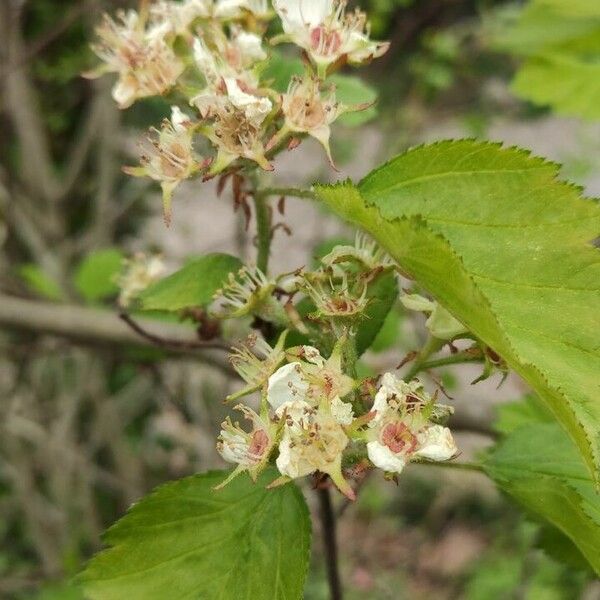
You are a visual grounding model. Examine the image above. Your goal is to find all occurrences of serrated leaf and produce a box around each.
[484,423,600,574]
[73,248,123,302]
[140,253,242,312]
[80,470,311,600]
[315,140,600,482]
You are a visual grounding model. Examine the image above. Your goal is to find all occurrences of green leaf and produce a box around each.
[494,395,553,435]
[80,470,311,600]
[328,74,378,127]
[494,0,600,119]
[18,264,63,301]
[369,307,401,353]
[315,140,600,482]
[484,423,600,575]
[140,253,242,312]
[262,51,305,92]
[73,248,123,302]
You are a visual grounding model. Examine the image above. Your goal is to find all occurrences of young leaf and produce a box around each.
[484,423,600,575]
[140,253,242,312]
[80,470,311,600]
[315,140,600,482]
[73,248,123,303]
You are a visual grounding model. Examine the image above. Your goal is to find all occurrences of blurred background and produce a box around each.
[1,0,599,598]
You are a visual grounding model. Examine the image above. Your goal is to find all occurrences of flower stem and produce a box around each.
[417,352,483,372]
[253,192,271,274]
[259,187,316,200]
[317,486,344,600]
[403,336,445,381]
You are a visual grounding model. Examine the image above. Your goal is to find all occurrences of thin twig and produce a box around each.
[119,312,231,352]
[316,487,344,600]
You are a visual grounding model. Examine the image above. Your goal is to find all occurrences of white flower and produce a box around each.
[117,253,165,307]
[86,10,184,109]
[365,373,458,474]
[275,400,354,498]
[272,0,389,73]
[216,404,276,487]
[400,293,467,340]
[123,114,204,225]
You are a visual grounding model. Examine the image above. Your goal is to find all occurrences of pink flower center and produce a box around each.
[310,26,342,57]
[249,429,269,459]
[382,422,417,454]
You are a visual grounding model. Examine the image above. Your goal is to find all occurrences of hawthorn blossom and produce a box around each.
[302,270,369,317]
[272,0,389,74]
[117,253,165,307]
[86,10,184,108]
[268,76,363,166]
[267,343,354,415]
[366,373,457,474]
[216,404,277,487]
[275,399,355,499]
[400,293,467,341]
[123,108,204,225]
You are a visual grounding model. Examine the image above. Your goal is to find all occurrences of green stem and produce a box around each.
[413,459,485,473]
[259,187,316,200]
[418,352,483,372]
[253,192,271,274]
[403,336,445,381]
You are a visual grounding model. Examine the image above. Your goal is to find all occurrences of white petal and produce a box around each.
[367,441,406,474]
[276,432,315,478]
[274,0,332,33]
[414,425,457,462]
[234,31,267,62]
[331,396,353,426]
[267,362,309,410]
[302,345,325,367]
[370,372,398,424]
[224,78,272,124]
[170,106,191,132]
[193,37,218,83]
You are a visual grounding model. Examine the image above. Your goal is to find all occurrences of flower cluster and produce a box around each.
[217,331,458,497]
[87,0,389,224]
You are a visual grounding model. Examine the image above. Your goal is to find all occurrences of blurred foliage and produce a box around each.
[491,0,600,119]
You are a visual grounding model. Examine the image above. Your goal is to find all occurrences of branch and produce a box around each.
[316,487,344,600]
[0,294,233,372]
